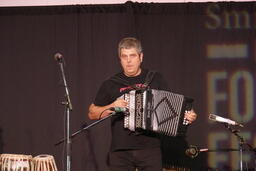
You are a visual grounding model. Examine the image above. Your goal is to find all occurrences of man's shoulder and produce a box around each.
[100,72,124,86]
[145,69,163,81]
[144,69,161,76]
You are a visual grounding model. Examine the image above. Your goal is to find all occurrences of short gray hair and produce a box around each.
[118,37,143,56]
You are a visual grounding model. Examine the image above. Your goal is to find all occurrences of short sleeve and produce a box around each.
[93,81,112,106]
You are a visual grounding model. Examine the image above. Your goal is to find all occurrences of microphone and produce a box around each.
[109,107,129,113]
[209,114,244,127]
[54,53,63,62]
[185,145,199,158]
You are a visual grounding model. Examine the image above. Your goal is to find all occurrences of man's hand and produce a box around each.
[184,109,197,124]
[111,99,128,108]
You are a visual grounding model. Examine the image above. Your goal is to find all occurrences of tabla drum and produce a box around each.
[32,155,57,171]
[0,154,33,171]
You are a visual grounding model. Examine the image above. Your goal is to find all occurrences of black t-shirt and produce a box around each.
[94,69,169,151]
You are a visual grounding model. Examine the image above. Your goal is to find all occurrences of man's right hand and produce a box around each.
[88,99,128,120]
[111,99,128,108]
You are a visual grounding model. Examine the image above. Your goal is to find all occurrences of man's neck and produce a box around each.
[124,68,142,77]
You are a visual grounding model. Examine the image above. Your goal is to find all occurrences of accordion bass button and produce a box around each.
[183,118,189,125]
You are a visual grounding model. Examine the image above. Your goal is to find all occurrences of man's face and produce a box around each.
[119,47,143,77]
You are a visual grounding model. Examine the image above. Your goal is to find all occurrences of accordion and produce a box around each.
[118,89,193,137]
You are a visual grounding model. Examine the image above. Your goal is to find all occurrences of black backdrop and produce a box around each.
[0,1,256,171]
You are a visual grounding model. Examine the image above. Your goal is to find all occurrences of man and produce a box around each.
[88,37,197,171]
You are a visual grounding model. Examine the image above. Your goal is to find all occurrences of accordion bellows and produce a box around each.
[119,89,193,137]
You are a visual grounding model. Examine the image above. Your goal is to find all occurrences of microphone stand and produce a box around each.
[223,123,256,171]
[55,112,118,146]
[56,58,73,171]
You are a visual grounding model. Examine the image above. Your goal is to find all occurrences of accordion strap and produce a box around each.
[144,70,155,88]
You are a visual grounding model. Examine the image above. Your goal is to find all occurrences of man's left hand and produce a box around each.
[184,110,197,124]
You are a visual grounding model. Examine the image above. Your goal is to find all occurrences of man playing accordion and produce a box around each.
[88,37,197,171]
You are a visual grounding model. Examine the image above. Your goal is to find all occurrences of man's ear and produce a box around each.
[140,53,143,62]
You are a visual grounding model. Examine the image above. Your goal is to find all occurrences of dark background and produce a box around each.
[0,1,255,170]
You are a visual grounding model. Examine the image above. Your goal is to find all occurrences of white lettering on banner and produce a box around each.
[205,3,253,30]
[207,70,255,169]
